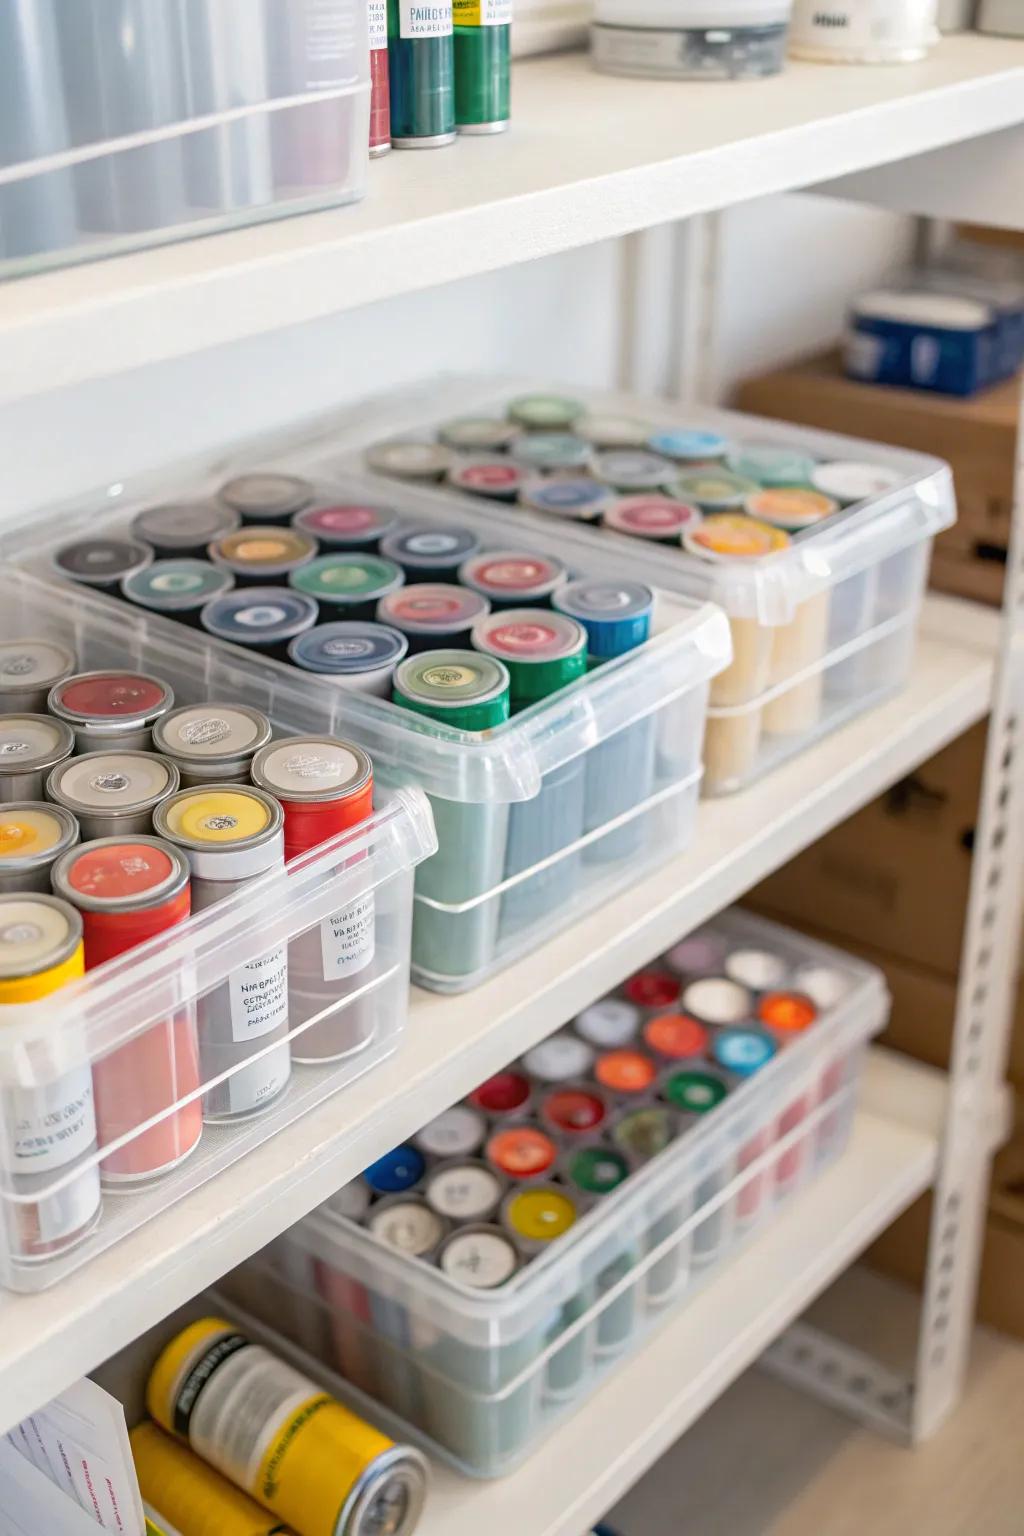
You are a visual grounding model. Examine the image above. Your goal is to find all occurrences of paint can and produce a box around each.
[387,0,456,147]
[47,751,179,840]
[48,670,174,755]
[53,537,154,594]
[378,584,490,654]
[152,705,273,789]
[290,555,406,623]
[0,639,75,715]
[131,501,240,559]
[0,716,74,803]
[0,803,79,894]
[289,624,409,695]
[122,561,235,627]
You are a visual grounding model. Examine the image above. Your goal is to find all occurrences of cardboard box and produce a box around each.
[751,725,984,978]
[734,351,1019,606]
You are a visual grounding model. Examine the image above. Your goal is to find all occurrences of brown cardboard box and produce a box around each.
[734,351,1019,606]
[751,725,984,978]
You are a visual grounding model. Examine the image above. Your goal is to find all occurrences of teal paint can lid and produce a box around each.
[394,650,511,731]
[123,559,234,611]
[472,608,587,707]
[510,433,593,473]
[289,554,405,606]
[507,394,584,431]
[726,441,817,487]
[439,417,521,452]
[648,428,729,463]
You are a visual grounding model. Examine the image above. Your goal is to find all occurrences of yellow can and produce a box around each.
[133,1422,292,1536]
[146,1319,428,1536]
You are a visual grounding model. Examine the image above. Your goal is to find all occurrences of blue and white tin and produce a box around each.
[553,580,654,661]
[288,622,409,695]
[845,289,1002,397]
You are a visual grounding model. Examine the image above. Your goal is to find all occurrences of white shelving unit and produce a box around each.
[3,28,1024,1536]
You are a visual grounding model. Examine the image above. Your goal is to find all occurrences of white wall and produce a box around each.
[0,195,915,519]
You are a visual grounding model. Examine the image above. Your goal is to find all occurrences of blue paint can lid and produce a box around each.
[289,622,409,675]
[553,578,654,659]
[647,428,729,463]
[380,524,481,571]
[520,478,617,521]
[201,586,318,645]
[712,1028,778,1078]
[365,1143,427,1194]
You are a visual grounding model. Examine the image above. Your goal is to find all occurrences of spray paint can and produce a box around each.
[453,0,509,131]
[154,786,291,1123]
[131,1422,292,1536]
[368,0,392,154]
[0,894,100,1263]
[387,0,455,147]
[251,738,376,1063]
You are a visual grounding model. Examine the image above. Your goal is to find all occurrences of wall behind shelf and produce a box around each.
[0,195,914,518]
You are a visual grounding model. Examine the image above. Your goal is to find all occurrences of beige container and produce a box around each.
[704,616,773,789]
[762,590,831,737]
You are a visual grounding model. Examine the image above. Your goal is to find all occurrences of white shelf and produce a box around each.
[3,37,1024,406]
[418,1049,948,1536]
[0,592,998,1434]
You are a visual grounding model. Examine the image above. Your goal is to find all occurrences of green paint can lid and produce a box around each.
[569,1146,630,1196]
[664,1070,729,1115]
[394,650,510,732]
[289,554,404,603]
[471,609,587,707]
[507,394,584,431]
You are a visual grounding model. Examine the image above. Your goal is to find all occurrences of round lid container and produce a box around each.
[201,588,318,648]
[251,736,372,806]
[712,1028,777,1077]
[682,975,751,1026]
[460,551,567,607]
[394,651,510,731]
[380,525,481,579]
[542,1088,606,1135]
[154,784,283,879]
[624,967,680,1009]
[554,578,654,660]
[592,449,675,491]
[664,1069,729,1115]
[209,527,317,579]
[447,459,532,502]
[0,639,75,703]
[568,1145,629,1196]
[510,433,592,473]
[746,487,839,533]
[643,1012,708,1060]
[0,803,78,871]
[684,513,790,561]
[218,473,313,523]
[415,1104,487,1160]
[293,503,399,550]
[648,428,729,463]
[131,501,239,553]
[289,622,408,678]
[594,1048,657,1095]
[502,1185,577,1243]
[758,990,818,1034]
[666,929,728,976]
[289,554,404,609]
[425,1161,503,1222]
[519,478,617,522]
[364,1145,426,1195]
[365,440,454,481]
[152,704,272,777]
[49,671,173,733]
[724,947,787,991]
[438,1226,519,1288]
[792,963,849,1011]
[811,460,906,505]
[53,537,153,588]
[0,893,82,982]
[603,495,701,543]
[439,417,521,453]
[611,1105,673,1158]
[575,414,649,449]
[470,1070,531,1115]
[487,1127,557,1178]
[0,715,74,778]
[378,584,489,641]
[122,560,234,611]
[53,835,190,912]
[522,1032,594,1083]
[575,998,640,1048]
[471,609,587,707]
[368,1198,443,1256]
[671,468,760,511]
[507,394,583,431]
[726,442,817,487]
[48,751,178,817]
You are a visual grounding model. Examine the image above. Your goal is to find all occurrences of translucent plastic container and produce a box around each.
[313,377,956,795]
[221,909,890,1478]
[592,0,792,78]
[0,568,436,1292]
[0,0,370,279]
[4,465,732,996]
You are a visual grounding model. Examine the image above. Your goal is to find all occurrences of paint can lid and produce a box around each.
[575,998,641,1048]
[380,525,480,572]
[415,1105,487,1159]
[553,578,654,658]
[460,551,567,603]
[438,1226,519,1288]
[712,1028,777,1076]
[0,715,73,775]
[810,460,906,505]
[378,584,489,635]
[684,513,790,561]
[519,477,617,520]
[0,894,81,979]
[726,441,817,487]
[365,1144,427,1194]
[523,1033,594,1082]
[671,468,760,510]
[153,704,272,767]
[592,449,675,491]
[293,502,400,545]
[201,588,319,644]
[50,671,172,726]
[471,609,587,703]
[447,459,533,499]
[664,1069,729,1114]
[369,1198,444,1255]
[132,500,239,550]
[594,1048,657,1094]
[502,1185,577,1243]
[218,472,313,519]
[54,537,153,586]
[289,622,408,676]
[289,553,405,603]
[603,495,701,540]
[507,394,584,431]
[154,785,282,874]
[366,440,455,480]
[49,751,176,815]
[510,433,593,472]
[746,487,839,532]
[123,560,233,609]
[251,736,372,804]
[425,1161,503,1221]
[209,527,316,574]
[0,804,79,869]
[568,1145,630,1195]
[439,417,521,453]
[575,413,650,449]
[647,428,729,462]
[611,1105,673,1158]
[487,1127,557,1178]
[394,651,510,731]
[0,639,76,697]
[53,836,190,911]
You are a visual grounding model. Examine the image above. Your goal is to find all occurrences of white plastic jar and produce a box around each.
[789,0,939,61]
[592,0,793,80]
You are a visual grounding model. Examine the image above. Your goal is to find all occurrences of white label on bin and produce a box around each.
[321,895,375,980]
[228,1047,291,1116]
[228,948,289,1042]
[368,0,388,48]
[37,1165,101,1244]
[5,1070,96,1175]
[399,0,452,38]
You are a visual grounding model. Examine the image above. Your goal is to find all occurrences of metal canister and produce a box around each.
[154,785,290,1123]
[471,609,587,711]
[288,624,408,696]
[458,551,567,610]
[0,638,75,714]
[52,836,200,1183]
[293,503,400,553]
[147,1318,429,1536]
[131,1423,287,1536]
[379,525,480,584]
[131,502,240,559]
[48,671,175,755]
[0,803,79,894]
[209,527,318,586]
[251,737,376,1063]
[0,715,74,802]
[0,894,101,1263]
[219,474,315,526]
[153,704,273,788]
[377,584,489,655]
[201,588,319,661]
[289,554,405,623]
[47,751,179,840]
[53,537,154,594]
[122,560,235,627]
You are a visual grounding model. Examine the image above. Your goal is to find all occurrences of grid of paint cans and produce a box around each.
[252,909,887,1476]
[0,638,413,1288]
[355,388,950,800]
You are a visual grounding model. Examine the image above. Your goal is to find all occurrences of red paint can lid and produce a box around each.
[54,836,189,911]
[53,672,169,721]
[624,968,680,1009]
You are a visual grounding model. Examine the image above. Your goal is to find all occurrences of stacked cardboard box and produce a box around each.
[735,350,1019,606]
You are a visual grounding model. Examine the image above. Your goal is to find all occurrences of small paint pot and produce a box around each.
[522,1032,594,1084]
[574,998,641,1049]
[122,560,234,626]
[541,1085,608,1138]
[724,948,788,992]
[414,1104,487,1160]
[0,716,75,802]
[289,623,408,695]
[380,525,481,584]
[448,458,533,502]
[0,639,76,715]
[594,1048,658,1097]
[53,537,153,594]
[368,1194,447,1258]
[293,502,400,552]
[486,1126,557,1181]
[437,1224,520,1287]
[208,527,317,585]
[470,1070,532,1118]
[459,550,568,610]
[811,461,905,506]
[439,417,521,453]
[506,394,584,432]
[611,1104,674,1160]
[643,1012,708,1062]
[520,478,617,522]
[290,554,405,622]
[647,428,728,464]
[48,671,174,755]
[200,587,318,661]
[364,1144,427,1196]
[592,449,675,491]
[47,751,179,840]
[377,584,490,655]
[0,803,80,894]
[152,704,272,788]
[681,976,753,1027]
[218,472,314,525]
[366,440,455,481]
[424,1159,504,1225]
[623,968,680,1010]
[500,1183,578,1253]
[131,500,239,558]
[603,495,701,544]
[510,433,593,474]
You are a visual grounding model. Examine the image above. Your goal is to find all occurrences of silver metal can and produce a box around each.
[47,752,179,840]
[0,638,76,715]
[48,670,175,754]
[0,715,75,802]
[152,704,273,788]
[0,802,80,894]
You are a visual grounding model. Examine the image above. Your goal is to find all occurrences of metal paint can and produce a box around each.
[0,638,75,715]
[0,715,74,802]
[48,670,174,755]
[0,803,79,894]
[53,537,154,594]
[153,705,273,788]
[131,502,240,559]
[47,751,179,840]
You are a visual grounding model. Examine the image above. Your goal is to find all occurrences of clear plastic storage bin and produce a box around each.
[221,909,890,1478]
[0,568,435,1293]
[4,465,732,995]
[0,0,370,279]
[313,377,956,795]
